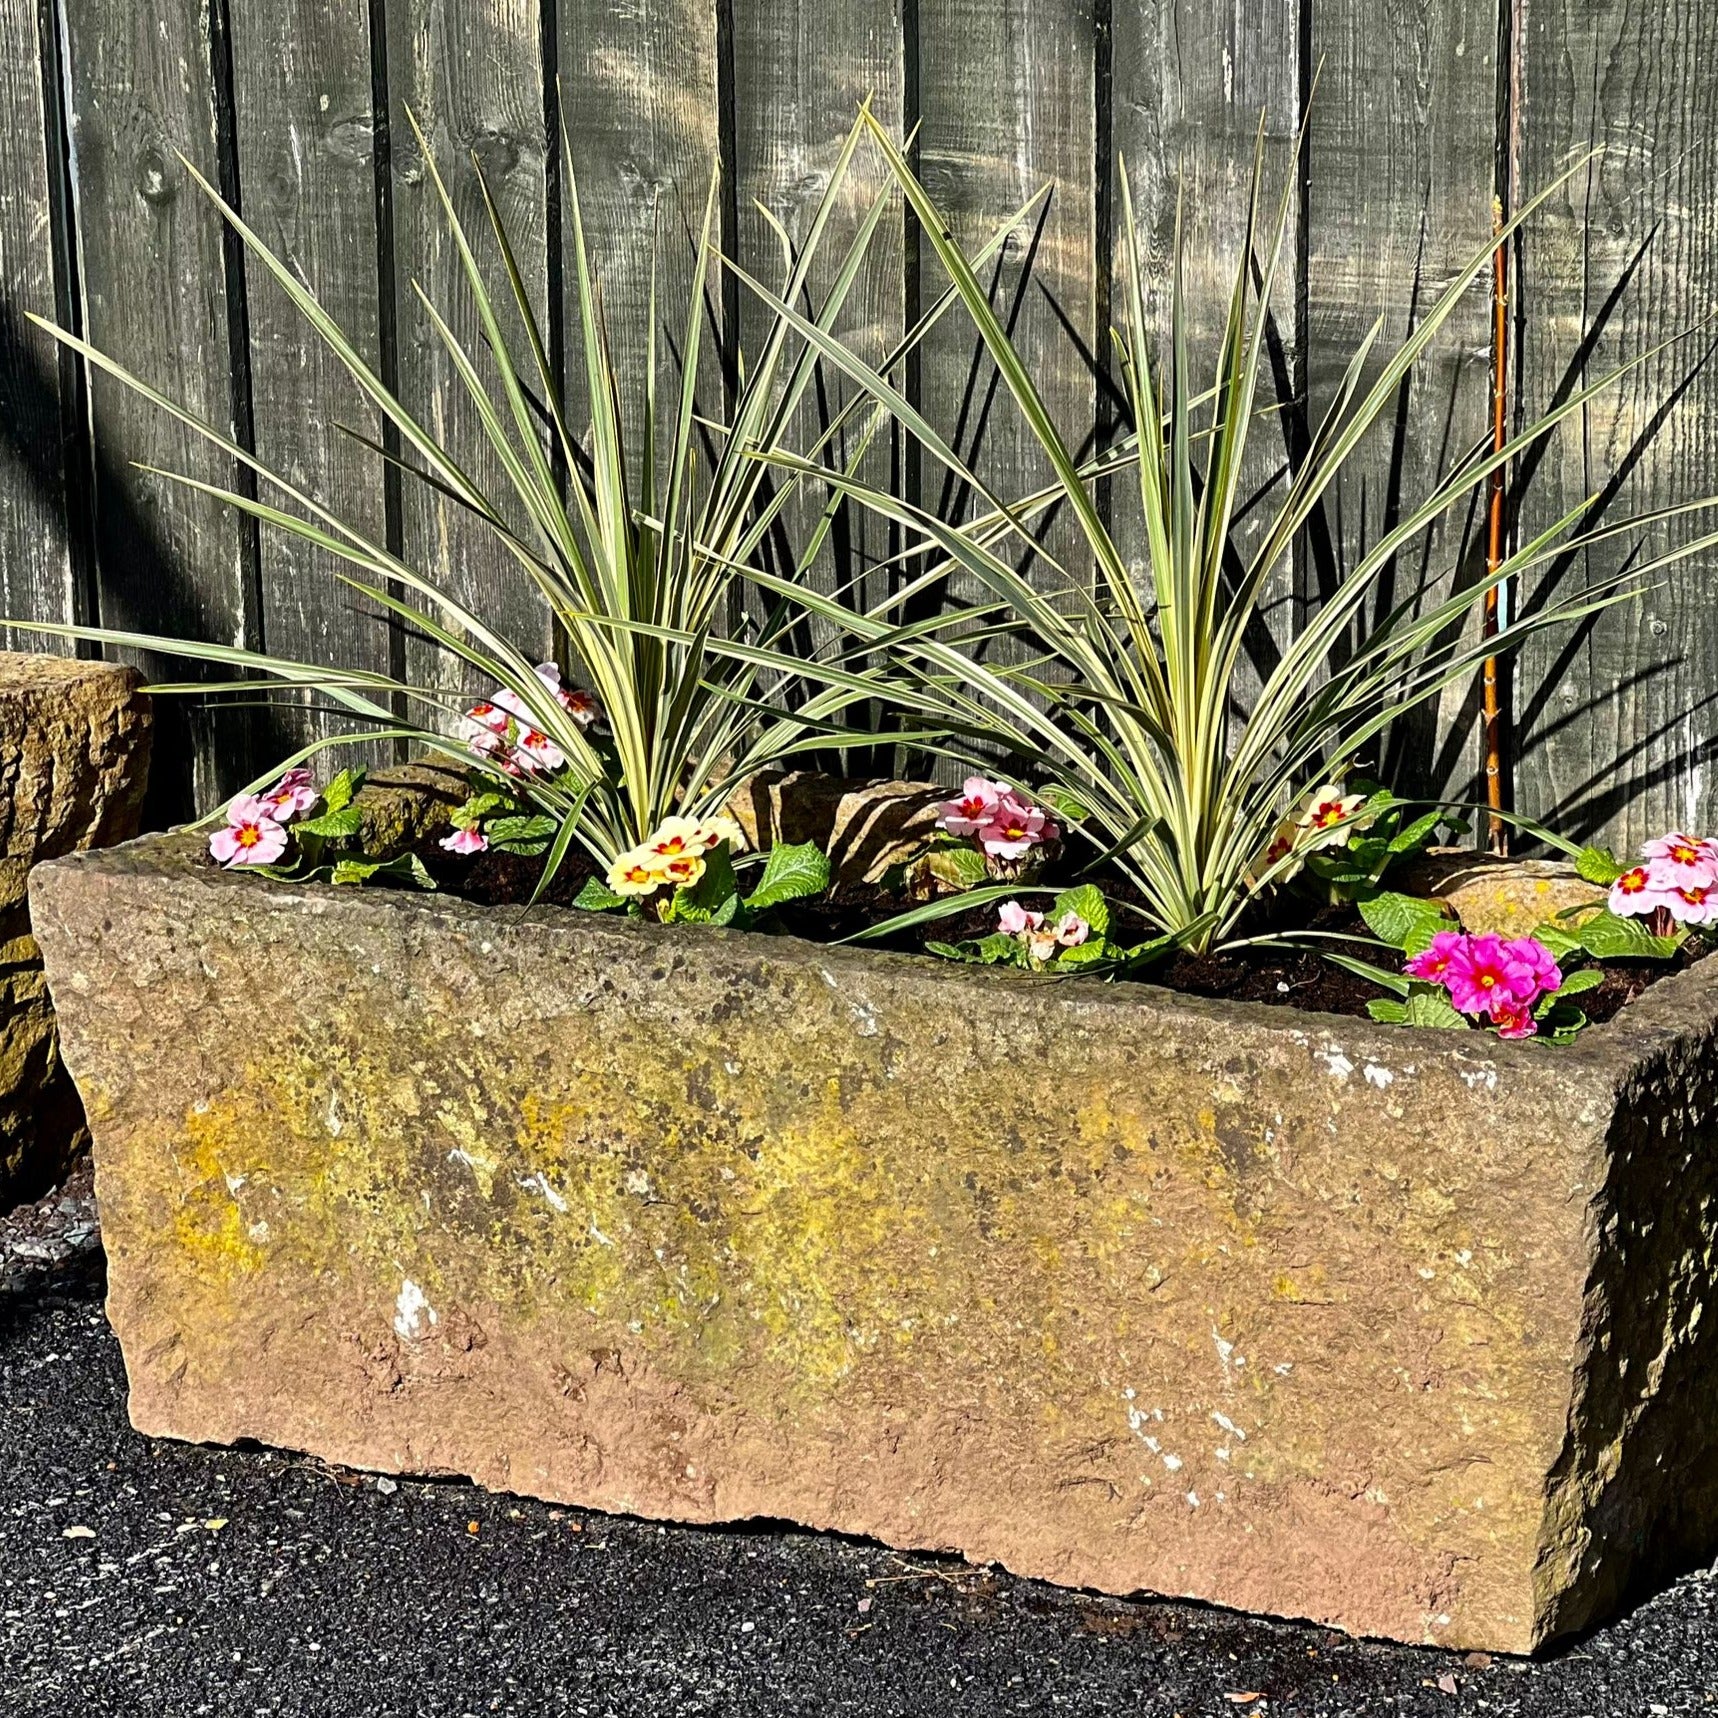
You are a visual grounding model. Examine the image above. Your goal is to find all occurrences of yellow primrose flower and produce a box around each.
[656,851,706,889]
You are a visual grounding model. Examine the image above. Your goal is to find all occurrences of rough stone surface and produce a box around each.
[727,770,945,886]
[0,654,151,1206]
[1398,850,1606,938]
[29,818,1718,1655]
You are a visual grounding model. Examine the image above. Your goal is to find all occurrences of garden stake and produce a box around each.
[1484,195,1512,857]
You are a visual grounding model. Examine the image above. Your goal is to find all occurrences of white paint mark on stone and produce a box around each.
[224,1173,246,1196]
[1162,1453,1183,1473]
[590,1221,616,1247]
[724,1060,742,1076]
[1211,1410,1247,1442]
[1185,1491,1200,1508]
[1319,1046,1353,1079]
[1363,1063,1394,1089]
[393,1280,437,1341]
[518,1173,569,1214]
[850,999,879,1037]
[1460,1066,1499,1091]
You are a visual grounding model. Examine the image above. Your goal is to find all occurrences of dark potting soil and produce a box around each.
[408,839,1709,1027]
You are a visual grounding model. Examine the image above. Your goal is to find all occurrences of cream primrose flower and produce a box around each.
[1296,782,1367,850]
[608,849,665,897]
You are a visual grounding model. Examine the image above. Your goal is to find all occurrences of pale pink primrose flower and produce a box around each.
[1662,882,1718,926]
[939,776,1004,839]
[515,728,566,773]
[1609,864,1664,918]
[997,901,1042,936]
[1054,912,1090,948]
[256,767,320,822]
[979,793,1057,860]
[1641,832,1718,887]
[209,796,290,868]
[1025,926,1062,964]
[440,826,489,857]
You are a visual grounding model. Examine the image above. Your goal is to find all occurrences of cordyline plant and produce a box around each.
[742,112,1718,955]
[20,112,993,899]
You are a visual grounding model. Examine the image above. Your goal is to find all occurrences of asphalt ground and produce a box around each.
[3,1184,1717,1717]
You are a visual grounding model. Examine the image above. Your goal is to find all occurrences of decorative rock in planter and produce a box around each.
[1,653,150,1206]
[29,789,1718,1654]
[1398,850,1606,939]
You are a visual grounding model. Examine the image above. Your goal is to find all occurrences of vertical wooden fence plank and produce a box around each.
[915,0,1098,574]
[1513,0,1718,849]
[229,0,395,769]
[62,0,255,815]
[0,0,71,656]
[1110,0,1303,713]
[388,0,551,703]
[557,0,721,473]
[1304,0,1499,805]
[729,0,905,616]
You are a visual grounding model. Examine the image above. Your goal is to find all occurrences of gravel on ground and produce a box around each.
[3,1171,1716,1717]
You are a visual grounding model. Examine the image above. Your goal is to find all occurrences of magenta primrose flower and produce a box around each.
[209,796,290,868]
[440,826,489,857]
[1403,930,1466,985]
[1404,930,1562,1038]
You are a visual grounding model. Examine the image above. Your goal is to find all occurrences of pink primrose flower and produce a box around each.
[255,767,319,822]
[938,775,1003,839]
[997,901,1042,936]
[440,826,489,856]
[978,793,1058,860]
[209,796,290,867]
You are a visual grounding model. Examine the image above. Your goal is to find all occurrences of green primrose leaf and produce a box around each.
[1050,882,1110,940]
[977,933,1025,965]
[451,790,513,830]
[1359,890,1455,951]
[1055,938,1110,967]
[321,767,366,815]
[1530,922,1585,960]
[743,840,832,912]
[1039,785,1091,822]
[1553,967,1605,999]
[924,939,979,963]
[1387,810,1446,856]
[666,842,740,925]
[1366,998,1410,1024]
[1403,988,1469,1029]
[1578,909,1683,962]
[1575,845,1627,886]
[293,804,364,841]
[486,813,558,855]
[330,850,434,890]
[572,874,627,912]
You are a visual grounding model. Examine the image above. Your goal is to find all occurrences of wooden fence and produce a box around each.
[0,0,1714,840]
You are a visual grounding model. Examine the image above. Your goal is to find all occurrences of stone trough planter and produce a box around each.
[29,790,1718,1654]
